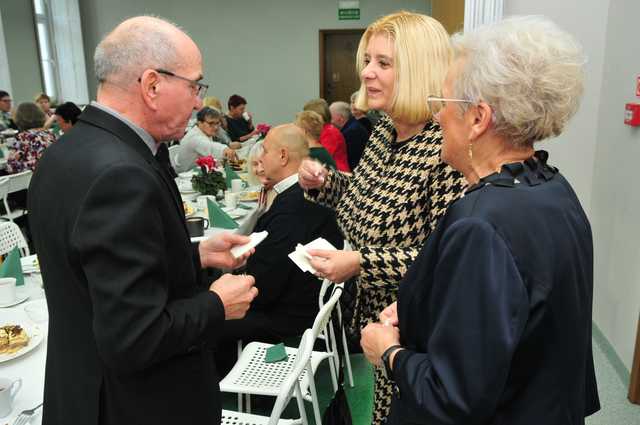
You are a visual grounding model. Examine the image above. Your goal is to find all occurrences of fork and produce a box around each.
[12,402,43,425]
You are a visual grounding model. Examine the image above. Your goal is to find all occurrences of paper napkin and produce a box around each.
[265,343,288,363]
[0,245,24,286]
[207,198,238,229]
[288,237,338,274]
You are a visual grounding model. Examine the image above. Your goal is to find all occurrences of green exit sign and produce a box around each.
[339,8,360,20]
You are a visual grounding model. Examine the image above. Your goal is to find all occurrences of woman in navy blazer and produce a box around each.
[361,16,600,425]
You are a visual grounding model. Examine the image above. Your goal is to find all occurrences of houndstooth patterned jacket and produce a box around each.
[306,114,466,329]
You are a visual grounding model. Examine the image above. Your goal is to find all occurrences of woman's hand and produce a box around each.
[223,148,238,161]
[298,159,328,190]
[379,302,398,327]
[361,322,401,367]
[308,249,360,283]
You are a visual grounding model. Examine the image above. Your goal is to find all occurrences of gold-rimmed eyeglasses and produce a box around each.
[427,96,474,109]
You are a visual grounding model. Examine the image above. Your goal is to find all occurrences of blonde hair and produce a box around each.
[202,96,223,111]
[354,11,451,124]
[295,110,324,141]
[303,98,330,124]
[451,16,586,147]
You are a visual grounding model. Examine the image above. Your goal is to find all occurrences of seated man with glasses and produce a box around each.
[175,106,237,172]
[0,90,17,131]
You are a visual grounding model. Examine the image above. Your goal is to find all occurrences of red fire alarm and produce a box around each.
[625,103,640,126]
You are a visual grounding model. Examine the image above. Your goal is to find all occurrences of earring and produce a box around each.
[468,143,473,161]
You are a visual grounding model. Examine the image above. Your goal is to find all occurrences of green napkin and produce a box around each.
[207,199,238,229]
[224,164,241,189]
[0,246,24,286]
[265,343,288,363]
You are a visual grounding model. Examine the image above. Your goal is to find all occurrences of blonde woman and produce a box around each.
[298,11,465,422]
[294,110,337,170]
[361,16,599,425]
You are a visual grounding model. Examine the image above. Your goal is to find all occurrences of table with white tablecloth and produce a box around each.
[0,274,46,425]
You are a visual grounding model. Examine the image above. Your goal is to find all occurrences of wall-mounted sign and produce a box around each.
[338,0,360,20]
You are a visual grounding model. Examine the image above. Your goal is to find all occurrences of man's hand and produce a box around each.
[210,274,258,320]
[308,249,360,283]
[379,302,398,327]
[361,322,401,367]
[199,232,253,269]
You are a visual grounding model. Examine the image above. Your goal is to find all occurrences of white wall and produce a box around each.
[589,0,640,371]
[504,1,610,216]
[78,0,431,125]
[507,0,640,371]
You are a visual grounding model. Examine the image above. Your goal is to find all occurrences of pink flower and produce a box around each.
[256,123,271,136]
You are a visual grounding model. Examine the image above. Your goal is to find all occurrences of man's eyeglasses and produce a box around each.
[144,69,209,99]
[203,120,220,127]
[427,96,474,109]
[0,98,11,103]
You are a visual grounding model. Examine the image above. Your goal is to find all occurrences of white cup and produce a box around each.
[231,179,244,193]
[224,192,237,209]
[196,196,208,211]
[0,278,16,305]
[0,377,22,417]
[242,111,250,121]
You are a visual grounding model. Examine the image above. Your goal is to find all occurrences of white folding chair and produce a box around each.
[1,171,32,222]
[168,144,180,168]
[221,329,314,425]
[0,221,29,257]
[221,286,344,425]
[317,279,354,388]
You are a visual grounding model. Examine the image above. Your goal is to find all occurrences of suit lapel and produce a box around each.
[79,106,189,236]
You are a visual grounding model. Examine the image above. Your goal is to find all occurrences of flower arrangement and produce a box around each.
[256,123,271,138]
[191,156,226,195]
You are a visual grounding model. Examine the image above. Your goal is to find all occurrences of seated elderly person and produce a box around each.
[0,90,17,131]
[226,94,259,143]
[7,102,56,174]
[361,16,600,425]
[214,124,343,374]
[295,110,336,170]
[330,101,369,171]
[54,102,82,134]
[175,107,236,172]
[303,98,350,172]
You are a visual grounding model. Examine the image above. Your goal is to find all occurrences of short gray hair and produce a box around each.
[94,16,183,86]
[451,16,586,147]
[330,101,351,120]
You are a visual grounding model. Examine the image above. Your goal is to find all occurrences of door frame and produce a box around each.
[629,314,640,404]
[318,29,365,99]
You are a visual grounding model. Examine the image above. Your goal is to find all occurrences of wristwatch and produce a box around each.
[381,344,403,380]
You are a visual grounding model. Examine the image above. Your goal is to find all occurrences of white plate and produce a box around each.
[0,323,44,363]
[221,207,249,219]
[179,186,196,194]
[0,287,30,308]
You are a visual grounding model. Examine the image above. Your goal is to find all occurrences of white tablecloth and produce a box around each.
[0,275,45,425]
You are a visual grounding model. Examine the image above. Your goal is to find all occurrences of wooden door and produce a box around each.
[431,0,465,34]
[319,30,364,104]
[629,314,640,404]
